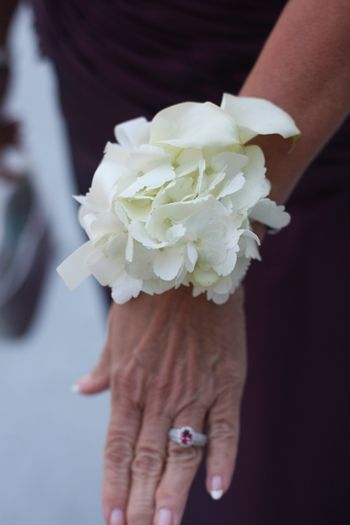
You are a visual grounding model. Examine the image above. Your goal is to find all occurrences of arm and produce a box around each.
[241,0,350,204]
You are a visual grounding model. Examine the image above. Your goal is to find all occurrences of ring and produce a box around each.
[168,426,207,448]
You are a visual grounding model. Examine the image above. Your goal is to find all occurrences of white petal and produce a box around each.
[229,145,270,210]
[206,171,226,192]
[210,151,247,174]
[196,159,206,194]
[174,266,188,287]
[129,221,168,249]
[87,211,124,240]
[104,142,129,163]
[120,198,152,222]
[114,117,150,149]
[214,248,237,276]
[56,241,98,290]
[177,148,203,165]
[114,201,129,225]
[101,233,127,259]
[90,255,124,286]
[120,164,175,198]
[166,177,195,202]
[212,275,233,294]
[147,196,211,240]
[166,224,186,243]
[153,247,184,281]
[78,210,96,238]
[217,173,245,199]
[142,278,175,295]
[127,242,155,279]
[111,272,143,303]
[192,267,220,287]
[249,198,291,229]
[150,101,239,148]
[176,150,204,179]
[240,230,261,260]
[221,93,300,143]
[208,291,230,305]
[126,233,134,262]
[186,242,198,272]
[129,144,170,171]
[88,158,124,210]
[230,256,251,294]
[177,148,203,167]
[192,286,205,298]
[73,194,87,207]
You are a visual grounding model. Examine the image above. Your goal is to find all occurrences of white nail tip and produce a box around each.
[71,384,81,394]
[210,489,224,500]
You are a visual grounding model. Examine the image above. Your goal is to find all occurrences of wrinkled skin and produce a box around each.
[77,285,247,525]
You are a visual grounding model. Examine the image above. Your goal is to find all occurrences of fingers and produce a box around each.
[126,403,172,525]
[103,390,142,525]
[154,403,207,525]
[205,382,243,501]
[72,343,111,395]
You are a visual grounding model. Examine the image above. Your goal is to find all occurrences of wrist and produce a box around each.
[248,134,299,205]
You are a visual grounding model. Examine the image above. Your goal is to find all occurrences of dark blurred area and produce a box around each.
[0,0,49,337]
[0,4,108,525]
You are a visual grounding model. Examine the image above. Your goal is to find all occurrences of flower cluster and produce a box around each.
[57,94,299,304]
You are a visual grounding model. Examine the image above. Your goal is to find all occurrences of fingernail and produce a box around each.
[71,374,91,393]
[210,475,224,500]
[110,508,124,525]
[156,508,172,525]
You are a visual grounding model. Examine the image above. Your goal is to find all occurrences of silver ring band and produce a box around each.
[168,426,207,448]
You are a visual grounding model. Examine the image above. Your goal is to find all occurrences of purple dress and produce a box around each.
[31,2,350,523]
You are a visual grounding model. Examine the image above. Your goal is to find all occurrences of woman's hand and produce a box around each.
[75,286,247,525]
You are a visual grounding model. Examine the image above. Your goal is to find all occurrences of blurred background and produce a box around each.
[0,5,109,524]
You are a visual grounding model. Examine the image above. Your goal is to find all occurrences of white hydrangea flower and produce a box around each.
[57,95,299,304]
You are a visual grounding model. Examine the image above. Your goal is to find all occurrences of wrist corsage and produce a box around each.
[57,94,299,304]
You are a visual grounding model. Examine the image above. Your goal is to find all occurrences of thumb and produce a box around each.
[72,343,111,395]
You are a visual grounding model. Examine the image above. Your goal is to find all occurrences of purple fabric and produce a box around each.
[31,2,350,523]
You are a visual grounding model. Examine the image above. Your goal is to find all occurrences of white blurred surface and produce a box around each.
[0,6,109,524]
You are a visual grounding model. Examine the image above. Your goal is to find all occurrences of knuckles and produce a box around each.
[132,445,165,477]
[127,509,154,525]
[110,363,144,404]
[105,433,134,470]
[209,415,239,442]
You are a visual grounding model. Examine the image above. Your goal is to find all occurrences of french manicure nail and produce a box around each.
[79,374,92,386]
[71,383,81,394]
[71,374,92,393]
[110,508,124,525]
[156,508,172,525]
[210,475,224,500]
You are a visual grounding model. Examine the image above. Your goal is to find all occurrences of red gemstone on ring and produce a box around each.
[180,428,193,445]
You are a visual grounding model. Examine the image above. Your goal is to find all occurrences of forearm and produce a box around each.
[240,0,350,204]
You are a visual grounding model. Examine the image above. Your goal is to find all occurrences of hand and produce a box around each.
[75,286,247,525]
